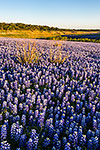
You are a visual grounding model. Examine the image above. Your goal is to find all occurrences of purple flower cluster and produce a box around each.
[0,38,100,149]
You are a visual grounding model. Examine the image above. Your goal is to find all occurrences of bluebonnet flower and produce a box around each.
[69,127,73,134]
[27,138,33,150]
[87,129,92,140]
[1,124,7,141]
[95,129,99,138]
[30,129,37,138]
[0,38,100,149]
[21,114,26,126]
[81,115,86,128]
[92,136,99,149]
[19,134,27,147]
[12,104,17,115]
[55,120,59,128]
[53,133,59,145]
[35,110,39,118]
[93,119,97,130]
[62,137,67,146]
[48,124,54,137]
[0,113,3,122]
[33,135,39,149]
[64,143,71,150]
[52,146,56,150]
[79,135,86,147]
[0,141,11,150]
[43,137,50,147]
[73,131,78,147]
[98,123,100,130]
[76,146,82,150]
[3,101,7,109]
[56,140,61,150]
[78,127,83,140]
[4,120,9,129]
[87,139,93,150]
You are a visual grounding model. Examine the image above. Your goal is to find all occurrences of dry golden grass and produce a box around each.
[16,40,69,65]
[0,30,98,39]
[50,42,69,64]
[16,41,39,64]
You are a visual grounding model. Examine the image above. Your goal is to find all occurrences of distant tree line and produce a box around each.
[0,22,100,31]
[0,22,63,31]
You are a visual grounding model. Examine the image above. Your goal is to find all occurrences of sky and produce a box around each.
[0,0,100,29]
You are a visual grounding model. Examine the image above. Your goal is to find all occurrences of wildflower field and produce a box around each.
[0,37,100,150]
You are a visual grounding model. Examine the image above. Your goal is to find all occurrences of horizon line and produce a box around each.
[0,21,100,30]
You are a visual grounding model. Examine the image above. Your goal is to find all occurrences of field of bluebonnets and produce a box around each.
[0,37,100,150]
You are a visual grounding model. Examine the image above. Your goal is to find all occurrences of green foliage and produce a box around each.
[43,36,100,43]
[67,37,100,43]
[0,22,66,31]
[0,22,100,32]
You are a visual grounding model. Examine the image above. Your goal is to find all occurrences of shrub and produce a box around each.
[49,42,68,64]
[16,41,39,64]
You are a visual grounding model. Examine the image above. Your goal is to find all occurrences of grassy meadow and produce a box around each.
[0,23,100,43]
[0,29,99,40]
